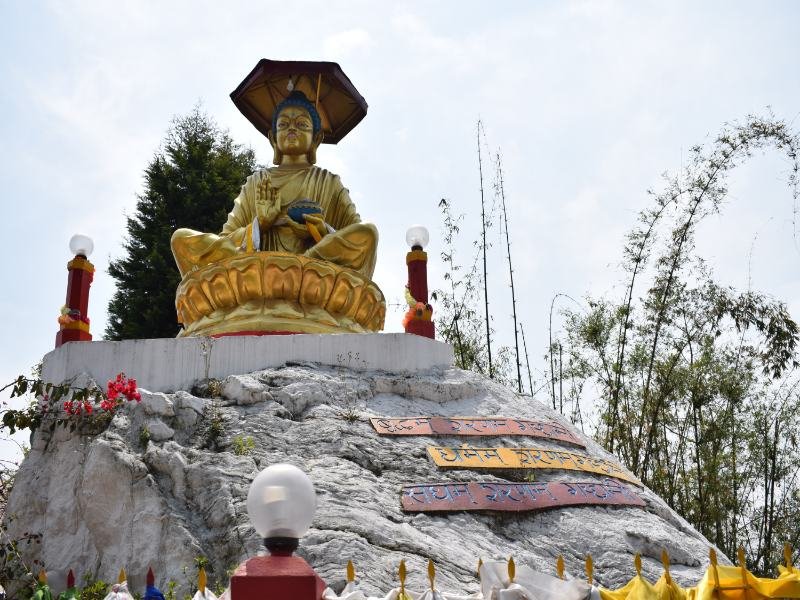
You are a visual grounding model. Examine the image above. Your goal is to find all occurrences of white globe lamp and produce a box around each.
[246,463,317,555]
[69,234,94,258]
[405,225,429,250]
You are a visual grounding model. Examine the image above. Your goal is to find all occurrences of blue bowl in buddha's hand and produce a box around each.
[287,199,324,224]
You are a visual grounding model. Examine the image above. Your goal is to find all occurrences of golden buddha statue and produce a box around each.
[170,89,385,337]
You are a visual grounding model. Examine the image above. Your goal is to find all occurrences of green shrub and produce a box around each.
[232,435,255,456]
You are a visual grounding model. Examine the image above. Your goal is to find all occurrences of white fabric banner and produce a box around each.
[321,560,591,600]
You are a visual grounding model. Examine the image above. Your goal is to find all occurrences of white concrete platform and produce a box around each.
[41,333,454,393]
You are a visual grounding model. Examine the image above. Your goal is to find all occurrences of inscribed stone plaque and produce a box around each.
[426,445,641,486]
[400,479,645,512]
[369,417,583,446]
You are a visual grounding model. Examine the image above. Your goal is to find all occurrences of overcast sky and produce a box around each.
[1,1,799,459]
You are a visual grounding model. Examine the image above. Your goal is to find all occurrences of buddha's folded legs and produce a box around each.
[305,223,378,279]
[172,223,377,280]
[171,228,245,277]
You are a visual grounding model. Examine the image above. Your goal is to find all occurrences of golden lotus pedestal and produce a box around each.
[175,252,386,337]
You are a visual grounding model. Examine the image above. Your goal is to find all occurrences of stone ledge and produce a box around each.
[41,333,454,393]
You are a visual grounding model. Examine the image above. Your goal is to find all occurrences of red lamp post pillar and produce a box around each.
[407,249,429,306]
[404,225,435,339]
[232,463,325,600]
[56,236,95,348]
[230,553,326,600]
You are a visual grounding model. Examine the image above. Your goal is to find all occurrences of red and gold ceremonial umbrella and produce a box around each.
[230,59,368,144]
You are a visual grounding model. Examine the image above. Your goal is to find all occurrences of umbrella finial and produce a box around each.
[38,568,47,584]
[507,556,515,583]
[634,553,642,576]
[556,555,565,580]
[118,567,127,583]
[287,77,295,92]
[785,543,794,572]
[476,558,483,579]
[67,569,75,589]
[147,566,154,587]
[346,560,355,583]
[428,559,435,591]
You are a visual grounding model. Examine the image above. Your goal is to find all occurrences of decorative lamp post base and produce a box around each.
[406,319,435,339]
[55,254,94,349]
[55,327,92,347]
[230,555,326,600]
[404,247,435,339]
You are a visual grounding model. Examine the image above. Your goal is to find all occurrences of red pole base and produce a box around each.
[405,319,435,339]
[56,329,92,347]
[230,555,326,600]
[56,256,94,349]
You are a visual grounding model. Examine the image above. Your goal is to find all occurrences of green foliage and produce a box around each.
[434,198,513,383]
[204,402,225,450]
[231,434,255,456]
[216,563,238,594]
[139,424,151,448]
[191,378,223,399]
[206,379,224,398]
[79,574,108,600]
[164,580,178,600]
[555,114,800,575]
[0,376,108,435]
[105,106,258,340]
[338,405,360,422]
[0,513,41,597]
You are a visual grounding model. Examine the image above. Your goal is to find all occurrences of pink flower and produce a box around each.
[102,372,140,412]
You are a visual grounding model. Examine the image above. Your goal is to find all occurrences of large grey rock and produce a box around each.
[140,391,175,417]
[5,365,719,595]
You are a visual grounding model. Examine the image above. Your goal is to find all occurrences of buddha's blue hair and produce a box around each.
[272,90,322,136]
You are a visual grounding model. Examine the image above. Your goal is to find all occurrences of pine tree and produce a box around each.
[106,107,257,339]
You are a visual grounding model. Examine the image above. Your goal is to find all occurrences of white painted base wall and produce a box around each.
[41,333,454,392]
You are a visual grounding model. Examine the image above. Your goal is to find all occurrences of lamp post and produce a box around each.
[230,464,326,600]
[404,225,435,339]
[55,234,95,349]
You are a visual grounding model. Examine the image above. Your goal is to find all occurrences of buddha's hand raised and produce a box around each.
[255,176,281,230]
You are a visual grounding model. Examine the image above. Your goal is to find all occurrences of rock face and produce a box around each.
[6,363,717,595]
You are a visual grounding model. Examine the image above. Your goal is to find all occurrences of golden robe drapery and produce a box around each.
[171,166,378,279]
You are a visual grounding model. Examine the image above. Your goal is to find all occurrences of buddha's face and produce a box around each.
[274,106,315,157]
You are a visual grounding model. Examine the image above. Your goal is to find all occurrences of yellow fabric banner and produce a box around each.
[598,565,800,599]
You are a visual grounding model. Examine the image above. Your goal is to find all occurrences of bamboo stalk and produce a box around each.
[496,152,522,392]
[521,322,534,395]
[476,120,493,378]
